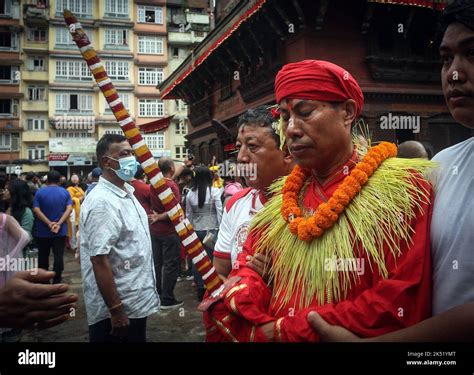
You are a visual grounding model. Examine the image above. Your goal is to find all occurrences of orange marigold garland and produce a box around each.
[282,142,398,241]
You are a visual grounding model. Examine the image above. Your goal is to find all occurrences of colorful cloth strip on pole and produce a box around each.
[63,9,224,297]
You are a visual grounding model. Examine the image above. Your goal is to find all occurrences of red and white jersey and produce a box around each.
[214,188,267,266]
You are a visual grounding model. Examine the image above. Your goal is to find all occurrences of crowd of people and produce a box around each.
[0,0,472,344]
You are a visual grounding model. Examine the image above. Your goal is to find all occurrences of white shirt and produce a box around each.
[430,137,474,315]
[185,187,223,231]
[214,188,265,266]
[79,177,160,326]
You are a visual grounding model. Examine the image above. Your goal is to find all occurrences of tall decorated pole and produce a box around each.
[63,10,224,298]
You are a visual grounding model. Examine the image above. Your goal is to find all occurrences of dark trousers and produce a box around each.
[89,317,147,343]
[36,236,66,284]
[193,230,215,291]
[151,233,181,304]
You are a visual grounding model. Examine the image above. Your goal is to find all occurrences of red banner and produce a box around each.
[48,153,69,161]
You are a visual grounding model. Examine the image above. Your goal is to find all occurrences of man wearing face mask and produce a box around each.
[79,134,159,342]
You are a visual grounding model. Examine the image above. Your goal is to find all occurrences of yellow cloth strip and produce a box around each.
[197,260,211,272]
[83,49,95,61]
[124,128,140,139]
[134,144,148,158]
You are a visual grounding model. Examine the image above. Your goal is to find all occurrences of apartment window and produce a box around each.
[176,100,187,112]
[27,118,45,131]
[143,133,164,150]
[138,36,163,55]
[105,29,128,47]
[28,86,46,101]
[138,68,164,86]
[105,61,129,81]
[139,99,164,117]
[0,99,10,114]
[55,27,73,45]
[0,98,18,116]
[28,145,46,161]
[0,0,12,16]
[172,48,179,59]
[138,6,163,24]
[56,27,93,47]
[55,131,91,138]
[0,65,18,82]
[0,133,19,151]
[56,60,92,81]
[56,93,92,112]
[28,28,47,42]
[104,94,129,112]
[175,120,187,135]
[105,129,124,135]
[175,146,186,159]
[29,56,45,71]
[0,32,18,50]
[56,0,92,18]
[105,0,128,17]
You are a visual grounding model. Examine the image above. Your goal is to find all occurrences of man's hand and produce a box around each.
[0,269,78,329]
[110,305,129,339]
[49,222,60,234]
[307,312,362,342]
[148,211,159,225]
[246,253,271,282]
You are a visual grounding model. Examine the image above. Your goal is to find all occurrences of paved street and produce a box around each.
[20,250,206,343]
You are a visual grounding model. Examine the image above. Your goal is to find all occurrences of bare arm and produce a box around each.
[91,255,122,308]
[308,301,474,342]
[90,255,129,338]
[213,257,232,280]
[57,205,72,226]
[33,207,55,228]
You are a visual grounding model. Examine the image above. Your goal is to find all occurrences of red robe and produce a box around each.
[203,153,433,342]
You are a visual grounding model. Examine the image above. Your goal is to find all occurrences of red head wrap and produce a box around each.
[275,60,364,118]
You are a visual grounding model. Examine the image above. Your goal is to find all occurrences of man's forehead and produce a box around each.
[238,124,268,139]
[440,22,474,50]
[109,141,132,153]
[280,98,316,109]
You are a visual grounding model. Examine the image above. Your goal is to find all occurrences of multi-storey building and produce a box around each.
[133,0,170,160]
[21,0,50,173]
[2,0,211,176]
[165,0,210,161]
[0,0,22,175]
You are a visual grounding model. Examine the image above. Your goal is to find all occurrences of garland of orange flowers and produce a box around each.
[281,142,398,241]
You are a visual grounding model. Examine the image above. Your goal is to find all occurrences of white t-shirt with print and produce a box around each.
[431,137,474,315]
[214,188,266,266]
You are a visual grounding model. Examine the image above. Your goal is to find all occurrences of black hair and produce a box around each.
[47,170,61,184]
[437,0,474,42]
[25,172,36,181]
[134,165,145,180]
[8,179,33,224]
[158,158,174,176]
[237,106,280,147]
[67,174,81,188]
[180,167,193,178]
[191,166,213,208]
[96,134,127,164]
[0,173,7,190]
[421,142,434,160]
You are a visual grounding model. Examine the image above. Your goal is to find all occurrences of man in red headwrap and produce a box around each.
[201,60,434,342]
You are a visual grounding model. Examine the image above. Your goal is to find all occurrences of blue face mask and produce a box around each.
[107,155,138,182]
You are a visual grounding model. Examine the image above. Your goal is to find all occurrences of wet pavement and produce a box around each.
[20,249,206,343]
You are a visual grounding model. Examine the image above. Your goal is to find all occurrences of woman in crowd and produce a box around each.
[185,166,223,301]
